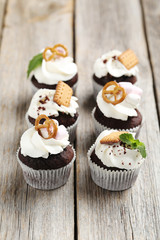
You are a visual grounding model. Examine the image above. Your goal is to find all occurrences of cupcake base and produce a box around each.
[31,74,78,94]
[88,144,140,191]
[17,146,76,190]
[92,107,142,137]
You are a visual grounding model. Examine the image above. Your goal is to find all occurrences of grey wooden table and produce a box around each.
[0,0,160,239]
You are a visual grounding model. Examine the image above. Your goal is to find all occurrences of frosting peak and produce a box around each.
[20,121,69,158]
[27,88,79,119]
[97,82,142,121]
[94,50,139,78]
[34,56,77,85]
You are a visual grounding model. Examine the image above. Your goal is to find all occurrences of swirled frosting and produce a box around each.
[33,56,77,85]
[94,50,139,78]
[27,88,79,119]
[94,130,144,170]
[20,121,69,158]
[96,82,142,121]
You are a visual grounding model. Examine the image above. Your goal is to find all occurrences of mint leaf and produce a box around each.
[119,133,147,158]
[27,53,43,78]
[119,133,134,145]
[137,143,146,158]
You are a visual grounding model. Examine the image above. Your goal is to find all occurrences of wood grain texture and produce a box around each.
[141,0,160,116]
[75,0,160,239]
[0,0,7,41]
[0,0,74,239]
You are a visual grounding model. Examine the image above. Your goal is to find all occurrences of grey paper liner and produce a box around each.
[92,79,103,100]
[92,107,141,137]
[87,144,141,191]
[25,112,78,143]
[17,146,76,190]
[31,81,78,94]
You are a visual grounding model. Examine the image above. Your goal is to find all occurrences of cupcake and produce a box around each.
[92,81,143,136]
[17,115,76,190]
[92,49,139,98]
[26,81,79,142]
[27,44,78,92]
[87,130,146,191]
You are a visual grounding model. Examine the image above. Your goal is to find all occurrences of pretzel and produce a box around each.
[52,44,68,58]
[43,44,68,61]
[102,81,126,105]
[35,115,58,139]
[43,47,56,62]
[100,131,128,145]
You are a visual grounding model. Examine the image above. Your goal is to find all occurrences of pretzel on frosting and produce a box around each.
[35,114,58,139]
[102,81,126,105]
[43,44,68,61]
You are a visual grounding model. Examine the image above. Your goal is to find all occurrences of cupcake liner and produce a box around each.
[25,112,78,143]
[92,107,141,138]
[16,146,76,190]
[92,79,103,100]
[31,83,39,93]
[72,81,78,94]
[66,117,78,142]
[87,144,140,191]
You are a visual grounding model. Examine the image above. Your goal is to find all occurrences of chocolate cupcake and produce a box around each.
[27,44,78,93]
[92,49,139,98]
[26,81,79,142]
[87,130,146,191]
[92,81,143,136]
[17,115,76,190]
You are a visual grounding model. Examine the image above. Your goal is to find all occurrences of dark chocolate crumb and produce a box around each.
[129,163,131,165]
[103,59,107,64]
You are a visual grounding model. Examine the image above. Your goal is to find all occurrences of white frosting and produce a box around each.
[95,130,144,170]
[96,82,142,121]
[20,122,69,158]
[94,50,139,78]
[27,88,79,119]
[33,56,77,85]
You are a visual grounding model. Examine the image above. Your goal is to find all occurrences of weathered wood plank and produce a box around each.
[141,0,160,116]
[0,0,7,40]
[0,0,75,239]
[76,0,160,239]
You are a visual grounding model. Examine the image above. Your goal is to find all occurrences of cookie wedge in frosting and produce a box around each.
[26,83,79,142]
[92,49,139,98]
[87,129,146,191]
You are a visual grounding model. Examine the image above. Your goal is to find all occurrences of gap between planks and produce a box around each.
[140,0,160,124]
[0,0,8,50]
